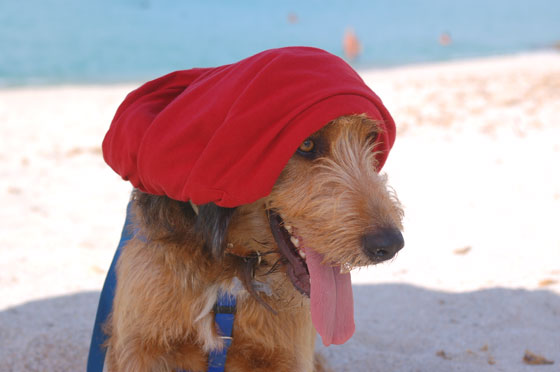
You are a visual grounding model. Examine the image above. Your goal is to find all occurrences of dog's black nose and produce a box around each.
[362,228,404,262]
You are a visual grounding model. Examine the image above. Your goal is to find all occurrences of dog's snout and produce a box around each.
[362,228,404,262]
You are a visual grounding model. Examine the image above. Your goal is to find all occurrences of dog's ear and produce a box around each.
[195,203,236,259]
[134,190,196,243]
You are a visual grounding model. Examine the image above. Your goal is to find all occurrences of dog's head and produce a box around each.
[266,114,404,290]
[195,114,403,279]
[192,114,404,345]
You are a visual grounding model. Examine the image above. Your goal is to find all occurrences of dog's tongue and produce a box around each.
[306,247,355,346]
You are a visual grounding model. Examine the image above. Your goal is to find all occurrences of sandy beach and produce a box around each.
[1,52,559,371]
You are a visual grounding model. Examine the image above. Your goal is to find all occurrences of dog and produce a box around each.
[104,113,404,371]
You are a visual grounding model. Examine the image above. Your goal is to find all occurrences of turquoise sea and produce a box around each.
[1,0,559,86]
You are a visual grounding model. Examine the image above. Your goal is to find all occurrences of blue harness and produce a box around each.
[87,201,237,372]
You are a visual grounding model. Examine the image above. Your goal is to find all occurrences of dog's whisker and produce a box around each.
[265,258,286,275]
[251,238,272,248]
[257,250,278,256]
[239,260,278,315]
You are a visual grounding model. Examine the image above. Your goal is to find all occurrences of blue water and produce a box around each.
[1,0,559,86]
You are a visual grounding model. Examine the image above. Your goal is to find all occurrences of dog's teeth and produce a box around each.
[290,236,300,248]
[299,250,306,259]
[284,225,293,233]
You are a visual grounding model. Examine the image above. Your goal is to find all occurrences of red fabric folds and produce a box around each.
[102,47,396,207]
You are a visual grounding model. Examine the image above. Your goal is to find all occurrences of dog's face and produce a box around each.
[218,114,404,298]
[265,114,404,295]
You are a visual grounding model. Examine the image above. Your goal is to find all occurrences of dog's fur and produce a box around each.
[105,114,404,372]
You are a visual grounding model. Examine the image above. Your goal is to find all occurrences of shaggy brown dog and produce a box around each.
[105,114,404,371]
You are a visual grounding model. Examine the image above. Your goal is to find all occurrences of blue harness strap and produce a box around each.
[87,200,134,372]
[178,291,237,372]
[208,291,236,372]
[87,200,237,372]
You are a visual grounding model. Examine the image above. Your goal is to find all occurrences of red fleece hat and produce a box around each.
[103,47,396,207]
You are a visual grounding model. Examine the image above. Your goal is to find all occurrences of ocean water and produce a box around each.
[1,0,559,86]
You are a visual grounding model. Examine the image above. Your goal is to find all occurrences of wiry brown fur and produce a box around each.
[105,114,403,372]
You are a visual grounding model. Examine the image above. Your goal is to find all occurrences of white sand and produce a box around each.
[1,52,559,371]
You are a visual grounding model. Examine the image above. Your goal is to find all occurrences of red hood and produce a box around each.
[102,47,396,207]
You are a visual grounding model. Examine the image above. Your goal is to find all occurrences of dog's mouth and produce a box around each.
[267,209,310,296]
[267,209,355,346]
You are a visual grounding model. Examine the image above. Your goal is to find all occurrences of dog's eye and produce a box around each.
[298,139,315,153]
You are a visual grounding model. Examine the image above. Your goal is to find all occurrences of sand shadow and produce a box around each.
[318,284,560,371]
[0,291,100,372]
[1,285,558,371]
